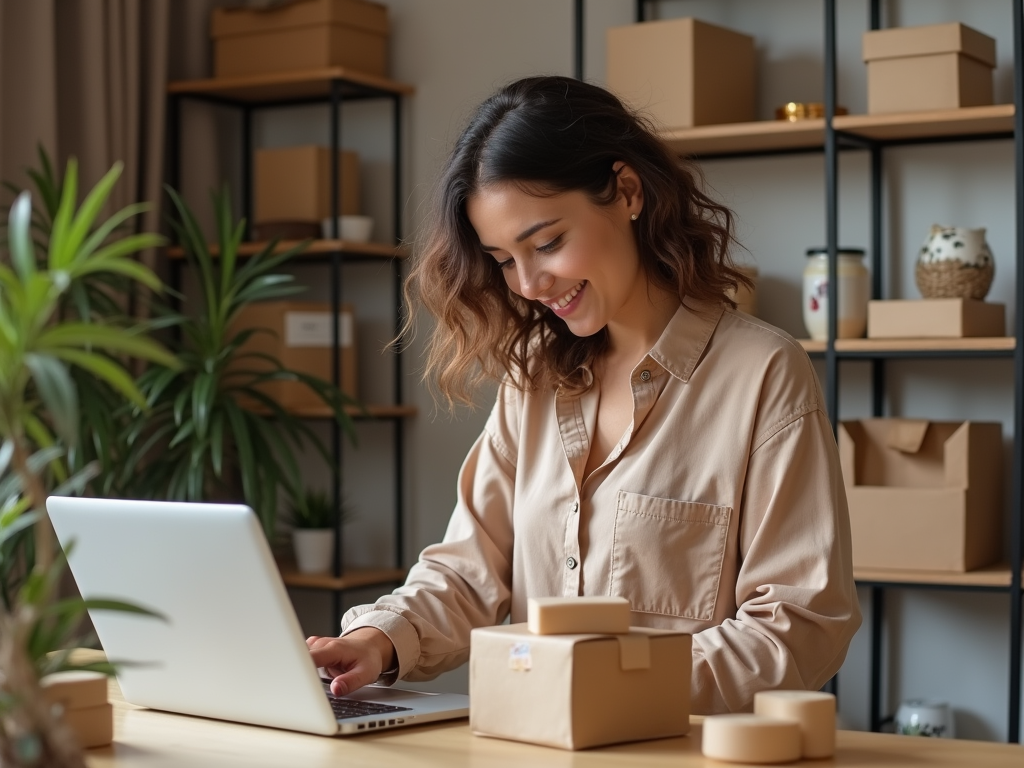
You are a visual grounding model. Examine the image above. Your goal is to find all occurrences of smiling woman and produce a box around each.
[306,76,861,716]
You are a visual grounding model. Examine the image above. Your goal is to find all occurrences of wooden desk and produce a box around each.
[85,677,1023,767]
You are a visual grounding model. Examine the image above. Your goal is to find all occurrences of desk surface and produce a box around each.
[85,678,1022,768]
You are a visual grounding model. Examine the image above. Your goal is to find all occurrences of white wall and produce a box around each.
[177,0,1023,740]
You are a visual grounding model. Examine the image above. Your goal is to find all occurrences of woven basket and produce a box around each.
[915,259,994,300]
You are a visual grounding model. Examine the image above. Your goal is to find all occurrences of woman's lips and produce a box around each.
[546,280,586,316]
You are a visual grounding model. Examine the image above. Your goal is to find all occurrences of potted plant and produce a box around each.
[288,489,348,573]
[0,161,175,767]
[110,187,357,540]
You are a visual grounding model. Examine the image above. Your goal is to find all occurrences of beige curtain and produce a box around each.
[0,0,170,276]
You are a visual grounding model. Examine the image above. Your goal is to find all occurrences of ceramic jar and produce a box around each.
[802,248,870,341]
[894,700,955,738]
[916,225,994,300]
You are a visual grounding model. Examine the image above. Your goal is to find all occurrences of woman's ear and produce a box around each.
[612,161,644,218]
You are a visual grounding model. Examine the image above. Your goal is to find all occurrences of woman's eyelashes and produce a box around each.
[536,234,563,254]
[491,234,564,270]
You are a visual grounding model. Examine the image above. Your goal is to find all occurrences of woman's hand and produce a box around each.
[307,627,397,697]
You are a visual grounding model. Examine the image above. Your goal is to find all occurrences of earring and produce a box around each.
[630,213,638,221]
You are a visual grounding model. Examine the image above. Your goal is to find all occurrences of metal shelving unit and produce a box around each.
[166,67,414,629]
[632,0,1023,743]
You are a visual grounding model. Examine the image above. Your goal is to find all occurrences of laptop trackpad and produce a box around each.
[344,685,437,703]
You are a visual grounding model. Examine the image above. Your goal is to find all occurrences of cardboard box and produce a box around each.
[606,18,755,130]
[255,146,360,224]
[470,624,691,750]
[839,419,1003,572]
[230,301,357,409]
[211,0,389,78]
[41,671,113,749]
[867,299,1005,338]
[863,23,996,114]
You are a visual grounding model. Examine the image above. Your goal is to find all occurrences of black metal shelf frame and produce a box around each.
[167,76,409,630]
[630,0,1023,743]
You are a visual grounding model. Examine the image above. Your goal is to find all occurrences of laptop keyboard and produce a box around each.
[327,695,413,720]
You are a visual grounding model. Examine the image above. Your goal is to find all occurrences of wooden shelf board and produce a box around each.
[798,337,1015,354]
[168,68,414,102]
[343,404,417,420]
[660,118,825,156]
[167,239,408,260]
[279,563,406,591]
[658,105,1015,157]
[855,563,1020,589]
[834,104,1015,142]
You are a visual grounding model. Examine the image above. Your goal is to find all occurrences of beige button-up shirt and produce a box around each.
[343,300,861,713]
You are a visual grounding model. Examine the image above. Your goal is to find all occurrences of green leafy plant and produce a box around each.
[117,187,357,540]
[289,489,353,530]
[0,162,178,767]
[2,148,167,501]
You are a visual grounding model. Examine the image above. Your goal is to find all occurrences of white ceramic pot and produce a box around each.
[802,248,870,341]
[321,215,374,242]
[292,528,335,574]
[894,700,955,738]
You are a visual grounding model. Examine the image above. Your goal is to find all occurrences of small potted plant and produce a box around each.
[289,490,345,574]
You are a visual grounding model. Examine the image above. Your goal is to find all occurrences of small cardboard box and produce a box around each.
[211,0,390,78]
[230,301,357,408]
[863,22,996,114]
[606,18,755,130]
[470,624,691,750]
[255,146,360,224]
[41,671,113,749]
[839,419,1003,572]
[867,299,1005,338]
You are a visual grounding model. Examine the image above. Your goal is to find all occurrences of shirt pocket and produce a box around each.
[610,490,731,621]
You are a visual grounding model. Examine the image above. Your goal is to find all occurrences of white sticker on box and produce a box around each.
[284,312,353,348]
[508,642,532,672]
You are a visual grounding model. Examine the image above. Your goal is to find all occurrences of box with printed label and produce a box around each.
[863,22,996,114]
[839,419,1002,572]
[606,17,755,130]
[230,301,357,409]
[470,623,691,750]
[211,0,390,78]
[255,146,361,225]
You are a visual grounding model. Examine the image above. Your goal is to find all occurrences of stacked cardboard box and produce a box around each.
[863,22,997,114]
[211,0,390,79]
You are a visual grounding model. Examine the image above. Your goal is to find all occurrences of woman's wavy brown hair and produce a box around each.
[403,75,749,410]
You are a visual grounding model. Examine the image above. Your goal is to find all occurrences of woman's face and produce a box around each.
[466,167,646,339]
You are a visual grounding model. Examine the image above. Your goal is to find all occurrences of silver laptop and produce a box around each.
[46,496,469,736]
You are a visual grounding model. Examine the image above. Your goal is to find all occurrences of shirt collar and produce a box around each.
[646,297,725,383]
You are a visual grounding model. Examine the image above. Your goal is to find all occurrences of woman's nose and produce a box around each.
[515,262,554,300]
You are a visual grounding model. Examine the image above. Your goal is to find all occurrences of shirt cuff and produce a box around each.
[341,608,420,685]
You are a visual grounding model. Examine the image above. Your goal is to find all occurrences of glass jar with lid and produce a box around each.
[802,247,869,341]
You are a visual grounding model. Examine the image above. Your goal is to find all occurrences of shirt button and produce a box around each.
[565,556,578,570]
[640,369,651,381]
[571,501,579,514]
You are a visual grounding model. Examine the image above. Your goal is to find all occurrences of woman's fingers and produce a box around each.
[306,634,385,697]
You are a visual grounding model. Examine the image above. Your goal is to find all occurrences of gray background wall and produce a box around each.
[175,0,1023,741]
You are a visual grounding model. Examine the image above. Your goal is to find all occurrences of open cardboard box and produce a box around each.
[839,419,1003,572]
[470,623,690,750]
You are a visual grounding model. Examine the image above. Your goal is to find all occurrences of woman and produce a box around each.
[308,76,861,714]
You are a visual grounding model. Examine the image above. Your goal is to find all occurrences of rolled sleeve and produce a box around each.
[691,408,861,713]
[340,394,518,682]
